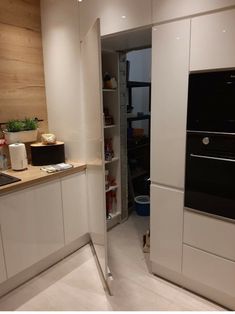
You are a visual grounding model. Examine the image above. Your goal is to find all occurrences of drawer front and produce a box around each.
[183,245,235,298]
[184,210,235,261]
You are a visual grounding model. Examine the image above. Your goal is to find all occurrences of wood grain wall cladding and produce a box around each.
[0,0,48,135]
[0,0,41,32]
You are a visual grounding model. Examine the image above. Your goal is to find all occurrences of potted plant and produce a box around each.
[3,118,38,144]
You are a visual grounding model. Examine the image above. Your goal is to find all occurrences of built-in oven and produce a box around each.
[185,132,235,220]
[185,69,235,221]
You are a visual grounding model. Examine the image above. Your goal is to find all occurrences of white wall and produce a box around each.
[41,0,85,162]
[79,0,235,39]
[79,0,152,39]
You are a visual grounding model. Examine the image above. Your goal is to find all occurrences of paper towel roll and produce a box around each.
[9,143,28,171]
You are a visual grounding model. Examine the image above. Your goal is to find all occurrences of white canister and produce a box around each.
[9,143,28,171]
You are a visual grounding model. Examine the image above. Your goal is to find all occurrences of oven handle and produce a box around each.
[190,154,235,163]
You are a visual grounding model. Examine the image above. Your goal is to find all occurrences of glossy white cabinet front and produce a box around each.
[61,172,88,244]
[190,9,235,71]
[79,0,152,38]
[0,181,64,278]
[151,19,190,189]
[150,184,184,272]
[152,0,235,24]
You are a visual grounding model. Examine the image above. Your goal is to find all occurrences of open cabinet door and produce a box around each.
[81,20,108,287]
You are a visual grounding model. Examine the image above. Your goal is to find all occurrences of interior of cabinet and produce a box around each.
[102,51,122,229]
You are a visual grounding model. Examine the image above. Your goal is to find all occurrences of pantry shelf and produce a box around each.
[105,185,119,193]
[105,157,119,165]
[104,124,116,129]
[107,211,121,230]
[103,89,117,92]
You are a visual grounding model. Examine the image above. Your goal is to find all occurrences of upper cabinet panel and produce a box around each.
[79,0,152,38]
[152,0,235,24]
[190,9,235,71]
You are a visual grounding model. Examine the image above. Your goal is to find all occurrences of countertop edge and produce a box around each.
[0,163,87,197]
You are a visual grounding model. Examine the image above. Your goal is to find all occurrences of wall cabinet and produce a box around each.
[61,172,88,244]
[152,0,235,24]
[79,0,152,38]
[0,181,64,278]
[151,19,190,189]
[190,9,235,71]
[150,184,184,272]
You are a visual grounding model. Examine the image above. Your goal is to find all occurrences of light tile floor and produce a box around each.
[0,213,224,311]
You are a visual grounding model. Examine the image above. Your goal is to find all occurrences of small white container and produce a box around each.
[4,129,38,145]
[9,143,28,171]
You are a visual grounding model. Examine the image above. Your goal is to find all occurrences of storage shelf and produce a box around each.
[106,185,118,193]
[104,124,116,129]
[127,114,150,122]
[107,211,121,230]
[103,89,117,92]
[105,157,119,165]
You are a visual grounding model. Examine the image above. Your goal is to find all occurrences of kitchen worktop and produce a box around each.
[0,162,87,196]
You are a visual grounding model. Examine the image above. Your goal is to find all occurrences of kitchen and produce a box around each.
[0,0,235,311]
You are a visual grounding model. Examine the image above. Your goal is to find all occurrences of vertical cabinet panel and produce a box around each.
[79,0,152,38]
[190,9,235,71]
[81,20,108,281]
[151,20,190,189]
[0,181,64,278]
[150,184,184,272]
[0,232,6,283]
[61,172,88,244]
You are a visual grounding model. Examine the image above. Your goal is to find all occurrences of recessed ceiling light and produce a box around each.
[121,15,126,19]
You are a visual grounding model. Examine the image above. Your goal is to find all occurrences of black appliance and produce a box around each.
[187,70,235,133]
[185,70,235,221]
[185,132,235,220]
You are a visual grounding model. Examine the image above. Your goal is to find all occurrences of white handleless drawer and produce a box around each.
[184,210,235,261]
[183,245,235,298]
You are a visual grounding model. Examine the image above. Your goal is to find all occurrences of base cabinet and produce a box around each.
[183,245,235,309]
[150,184,184,272]
[0,181,64,278]
[0,233,6,284]
[61,172,88,244]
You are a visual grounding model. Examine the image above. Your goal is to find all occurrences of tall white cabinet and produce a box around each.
[150,19,190,273]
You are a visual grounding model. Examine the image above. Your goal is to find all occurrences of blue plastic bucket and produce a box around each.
[135,195,150,216]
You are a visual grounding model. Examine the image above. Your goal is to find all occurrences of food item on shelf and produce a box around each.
[104,108,114,126]
[103,72,117,89]
[104,138,114,161]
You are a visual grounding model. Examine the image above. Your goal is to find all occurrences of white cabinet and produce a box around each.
[184,211,235,262]
[79,0,152,38]
[0,232,7,283]
[151,19,190,189]
[0,181,64,278]
[61,172,88,244]
[150,184,184,272]
[152,0,235,24]
[190,9,235,71]
[183,245,235,309]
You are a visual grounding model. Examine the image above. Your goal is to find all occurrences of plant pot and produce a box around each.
[4,129,38,145]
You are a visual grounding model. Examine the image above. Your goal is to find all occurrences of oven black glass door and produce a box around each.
[185,153,235,220]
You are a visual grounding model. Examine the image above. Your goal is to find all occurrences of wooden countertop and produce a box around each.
[0,162,87,196]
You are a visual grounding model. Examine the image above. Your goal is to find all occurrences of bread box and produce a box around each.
[31,142,65,166]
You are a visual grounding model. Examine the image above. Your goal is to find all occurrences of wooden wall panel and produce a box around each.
[0,0,48,135]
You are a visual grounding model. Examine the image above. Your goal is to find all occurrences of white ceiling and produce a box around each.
[101,27,152,52]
